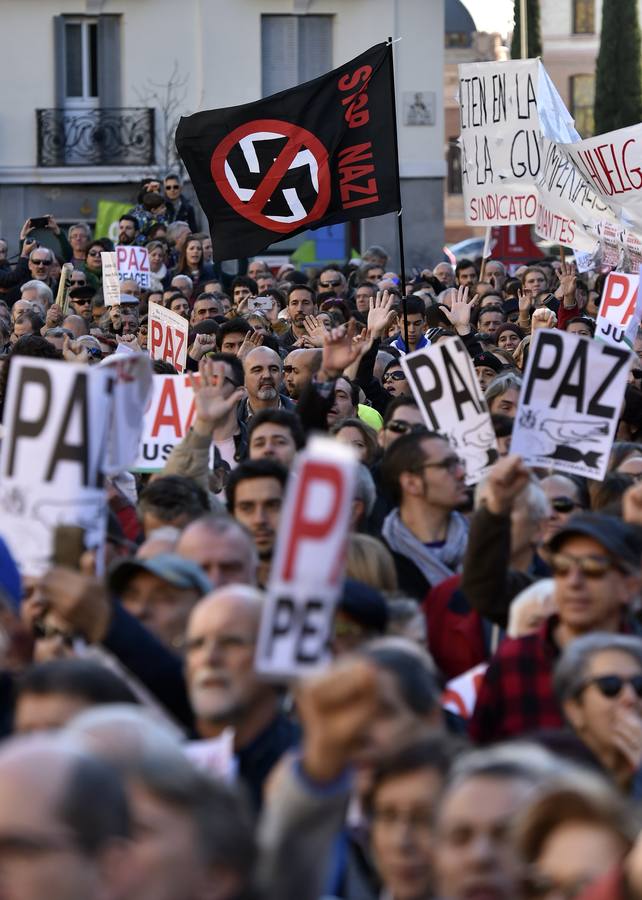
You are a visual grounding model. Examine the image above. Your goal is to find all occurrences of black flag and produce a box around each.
[175,42,400,261]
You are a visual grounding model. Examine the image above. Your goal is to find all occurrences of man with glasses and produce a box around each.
[67,285,95,324]
[380,430,469,600]
[470,514,642,744]
[317,267,347,299]
[28,247,56,288]
[164,174,197,231]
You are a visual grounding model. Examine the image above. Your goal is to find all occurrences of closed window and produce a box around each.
[573,0,595,34]
[571,74,595,137]
[261,15,332,97]
[447,140,462,194]
[64,19,98,100]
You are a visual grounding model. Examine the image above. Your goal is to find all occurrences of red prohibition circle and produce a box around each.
[211,119,331,233]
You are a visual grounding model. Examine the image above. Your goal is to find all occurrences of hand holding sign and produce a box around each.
[482,455,531,516]
[297,657,380,783]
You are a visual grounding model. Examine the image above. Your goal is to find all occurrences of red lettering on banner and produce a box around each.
[282,463,344,582]
[149,320,163,355]
[337,65,372,128]
[138,250,150,272]
[575,140,642,196]
[163,328,175,364]
[151,380,182,437]
[116,247,127,268]
[174,330,185,372]
[601,273,638,322]
[338,142,379,210]
[469,192,537,223]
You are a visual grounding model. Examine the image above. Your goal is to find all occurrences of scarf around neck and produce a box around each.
[382,508,469,587]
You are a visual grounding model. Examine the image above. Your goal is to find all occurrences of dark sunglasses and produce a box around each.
[165,184,180,191]
[87,250,102,257]
[383,370,406,383]
[32,259,51,266]
[320,279,342,288]
[72,298,91,306]
[577,674,642,700]
[551,552,618,579]
[386,420,425,435]
[551,496,578,514]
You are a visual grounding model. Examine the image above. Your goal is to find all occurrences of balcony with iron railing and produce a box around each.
[36,107,155,167]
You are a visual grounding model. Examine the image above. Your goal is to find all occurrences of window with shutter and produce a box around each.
[261,15,333,97]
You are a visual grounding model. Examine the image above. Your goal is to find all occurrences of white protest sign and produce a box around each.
[510,329,631,480]
[458,59,540,226]
[401,337,498,485]
[148,301,188,373]
[442,663,488,720]
[559,123,642,233]
[115,245,151,289]
[131,373,202,472]
[574,249,595,273]
[595,271,642,348]
[255,437,358,679]
[535,138,610,251]
[0,358,114,575]
[101,251,121,305]
[99,353,153,474]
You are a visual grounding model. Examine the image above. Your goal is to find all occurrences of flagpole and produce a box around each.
[387,36,409,353]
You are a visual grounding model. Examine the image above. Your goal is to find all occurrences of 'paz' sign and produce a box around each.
[401,336,498,485]
[595,271,642,348]
[255,437,357,679]
[0,358,114,574]
[510,329,630,480]
[148,302,189,373]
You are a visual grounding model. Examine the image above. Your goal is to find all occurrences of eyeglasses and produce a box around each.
[550,497,579,514]
[31,259,51,266]
[385,420,426,435]
[415,455,463,475]
[165,184,180,191]
[383,370,406,383]
[70,281,86,287]
[87,250,102,257]
[550,552,619,579]
[320,279,342,288]
[72,298,91,306]
[576,674,642,700]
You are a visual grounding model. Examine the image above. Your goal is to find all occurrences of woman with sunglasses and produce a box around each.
[82,239,108,288]
[554,633,642,794]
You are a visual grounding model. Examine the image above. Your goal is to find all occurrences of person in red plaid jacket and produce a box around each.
[470,509,642,745]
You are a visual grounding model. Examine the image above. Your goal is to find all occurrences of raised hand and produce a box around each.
[517,288,531,314]
[45,303,63,329]
[559,254,577,306]
[297,657,380,783]
[62,335,89,364]
[189,332,217,362]
[189,357,245,433]
[236,329,263,361]
[531,307,557,331]
[443,285,473,333]
[116,334,141,352]
[482,455,531,516]
[367,290,395,338]
[303,314,329,348]
[321,321,361,378]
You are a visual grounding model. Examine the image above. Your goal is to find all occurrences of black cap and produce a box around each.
[473,351,503,373]
[548,513,642,571]
[338,579,389,633]
[68,285,96,301]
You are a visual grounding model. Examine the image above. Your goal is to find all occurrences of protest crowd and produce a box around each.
[6,40,642,900]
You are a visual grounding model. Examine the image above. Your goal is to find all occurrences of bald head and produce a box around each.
[243,346,283,408]
[283,348,322,399]
[63,314,89,337]
[176,515,258,587]
[0,735,129,887]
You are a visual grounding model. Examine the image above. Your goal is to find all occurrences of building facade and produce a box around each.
[0,0,446,269]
